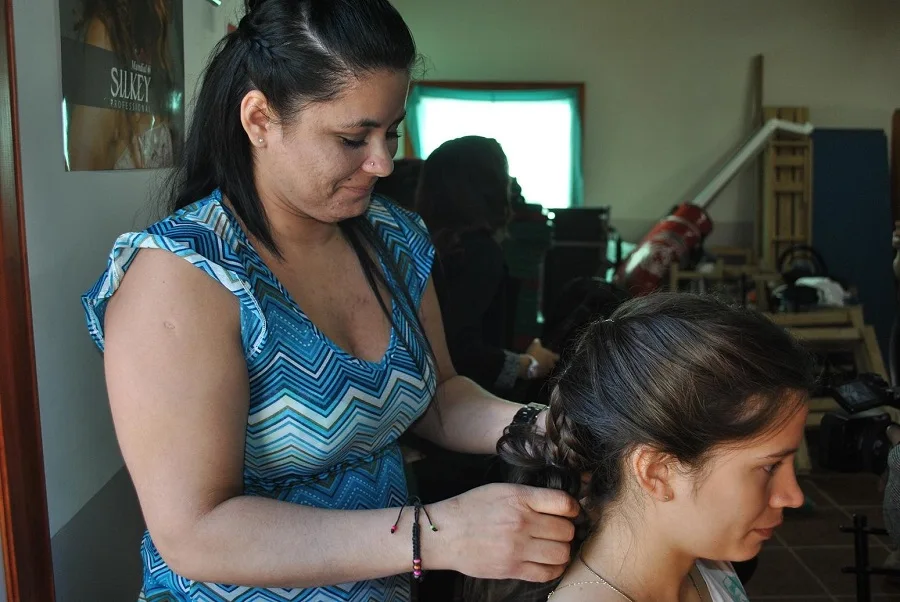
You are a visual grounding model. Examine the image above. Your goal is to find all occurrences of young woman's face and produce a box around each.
[666,397,808,562]
[253,69,410,224]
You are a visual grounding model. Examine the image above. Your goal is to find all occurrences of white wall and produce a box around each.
[10,0,243,596]
[393,0,900,242]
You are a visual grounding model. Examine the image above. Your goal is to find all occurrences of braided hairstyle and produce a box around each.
[468,292,816,602]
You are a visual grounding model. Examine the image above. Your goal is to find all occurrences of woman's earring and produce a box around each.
[664,494,671,502]
[258,138,264,144]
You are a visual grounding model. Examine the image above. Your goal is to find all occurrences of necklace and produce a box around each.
[546,554,635,601]
[547,580,626,600]
[547,553,705,601]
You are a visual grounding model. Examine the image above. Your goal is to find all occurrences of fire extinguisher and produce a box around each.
[611,119,816,296]
[614,203,713,296]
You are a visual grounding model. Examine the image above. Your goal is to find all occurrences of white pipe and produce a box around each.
[693,118,814,210]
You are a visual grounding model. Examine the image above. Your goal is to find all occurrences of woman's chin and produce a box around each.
[727,541,766,563]
[321,194,371,223]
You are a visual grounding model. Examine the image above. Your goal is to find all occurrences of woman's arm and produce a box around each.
[104,249,419,587]
[104,250,569,587]
[411,278,545,455]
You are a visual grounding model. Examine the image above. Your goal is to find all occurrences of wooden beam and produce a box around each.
[764,310,852,327]
[787,327,862,343]
[0,0,55,598]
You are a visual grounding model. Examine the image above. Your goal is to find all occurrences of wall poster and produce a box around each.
[59,0,185,171]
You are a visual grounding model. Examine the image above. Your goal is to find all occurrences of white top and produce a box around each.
[697,559,750,602]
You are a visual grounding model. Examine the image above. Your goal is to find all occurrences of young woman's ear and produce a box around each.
[630,444,675,503]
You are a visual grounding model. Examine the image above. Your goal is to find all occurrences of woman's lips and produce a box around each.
[753,521,782,539]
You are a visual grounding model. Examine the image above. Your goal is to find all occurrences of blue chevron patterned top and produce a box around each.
[82,190,436,602]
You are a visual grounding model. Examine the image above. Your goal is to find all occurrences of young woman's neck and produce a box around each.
[578,510,697,602]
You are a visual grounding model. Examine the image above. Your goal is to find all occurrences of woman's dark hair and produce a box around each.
[469,292,816,602]
[415,135,511,257]
[165,0,435,383]
[373,158,424,210]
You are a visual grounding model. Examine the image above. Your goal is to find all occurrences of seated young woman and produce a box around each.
[468,292,814,602]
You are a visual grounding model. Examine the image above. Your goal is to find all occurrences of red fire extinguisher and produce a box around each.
[615,203,713,296]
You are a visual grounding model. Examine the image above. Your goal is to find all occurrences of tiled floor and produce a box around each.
[746,431,900,601]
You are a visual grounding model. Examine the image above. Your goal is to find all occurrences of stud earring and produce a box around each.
[664,495,671,502]
[258,138,264,144]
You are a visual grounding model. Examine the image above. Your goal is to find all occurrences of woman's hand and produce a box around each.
[427,483,579,582]
[523,339,560,379]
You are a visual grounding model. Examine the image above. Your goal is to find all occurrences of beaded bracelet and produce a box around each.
[390,496,437,582]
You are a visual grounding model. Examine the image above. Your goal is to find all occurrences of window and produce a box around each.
[405,83,584,209]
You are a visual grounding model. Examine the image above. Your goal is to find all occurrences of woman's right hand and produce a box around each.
[525,338,560,379]
[428,483,580,582]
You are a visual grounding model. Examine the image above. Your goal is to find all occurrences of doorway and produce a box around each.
[0,0,56,599]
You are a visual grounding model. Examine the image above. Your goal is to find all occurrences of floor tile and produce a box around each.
[779,507,862,547]
[805,474,885,506]
[797,478,837,509]
[795,547,900,596]
[832,594,900,602]
[754,598,832,602]
[745,549,829,597]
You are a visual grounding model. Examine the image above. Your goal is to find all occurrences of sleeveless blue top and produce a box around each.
[82,190,436,601]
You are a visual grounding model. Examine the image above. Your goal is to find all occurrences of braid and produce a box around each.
[544,401,594,542]
[545,399,589,478]
[238,13,278,62]
[468,407,593,602]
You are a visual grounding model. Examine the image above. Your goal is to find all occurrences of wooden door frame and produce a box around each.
[0,0,56,599]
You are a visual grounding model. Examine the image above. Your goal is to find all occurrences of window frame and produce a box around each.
[403,80,586,208]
